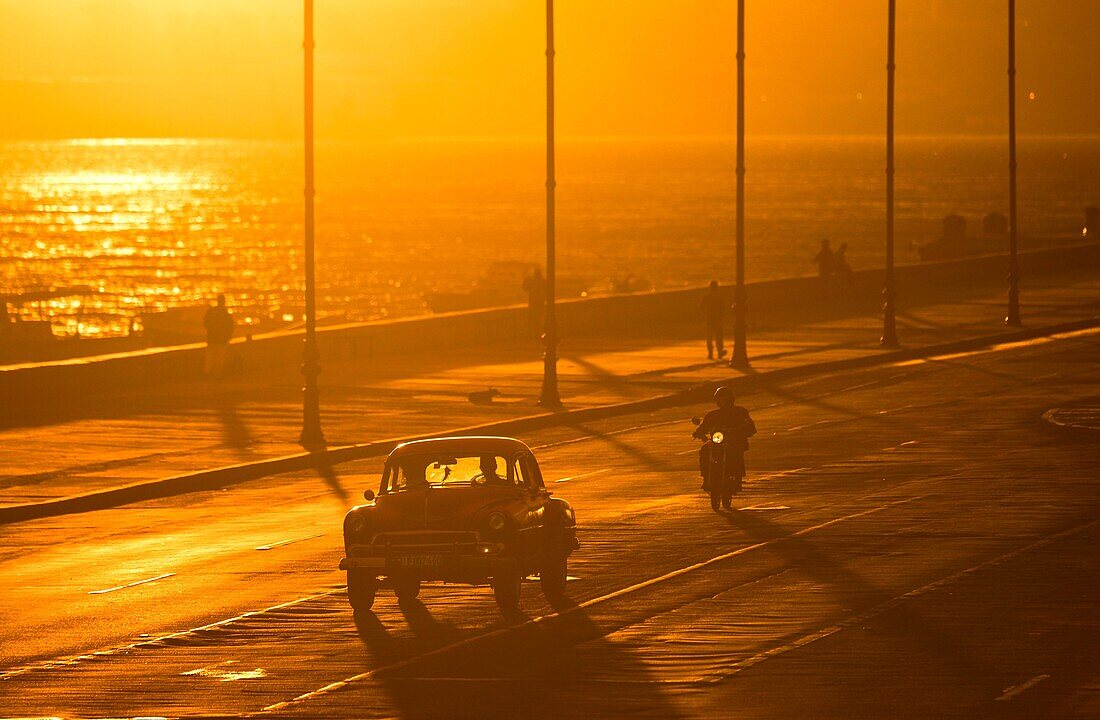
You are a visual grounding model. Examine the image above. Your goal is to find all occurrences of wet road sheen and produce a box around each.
[1,330,1098,719]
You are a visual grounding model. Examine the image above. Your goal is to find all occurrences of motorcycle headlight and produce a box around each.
[486,512,507,532]
[712,431,725,444]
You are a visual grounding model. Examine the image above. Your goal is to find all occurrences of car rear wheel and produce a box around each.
[346,570,378,612]
[540,553,568,598]
[492,571,522,613]
[393,577,421,602]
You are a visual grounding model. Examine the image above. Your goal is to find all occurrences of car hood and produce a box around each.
[371,485,522,530]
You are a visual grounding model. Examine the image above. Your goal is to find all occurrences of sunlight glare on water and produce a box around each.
[1,135,1096,339]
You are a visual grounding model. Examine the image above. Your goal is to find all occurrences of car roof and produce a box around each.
[387,436,532,460]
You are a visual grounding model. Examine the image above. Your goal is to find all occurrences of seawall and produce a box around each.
[1,242,1096,410]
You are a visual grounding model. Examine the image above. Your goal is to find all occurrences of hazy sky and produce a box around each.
[0,0,1096,140]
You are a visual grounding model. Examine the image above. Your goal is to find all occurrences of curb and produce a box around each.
[2,315,1097,526]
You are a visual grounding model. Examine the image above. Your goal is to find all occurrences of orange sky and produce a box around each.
[0,0,1096,140]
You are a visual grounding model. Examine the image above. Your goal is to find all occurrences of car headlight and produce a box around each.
[486,512,507,532]
[344,512,368,538]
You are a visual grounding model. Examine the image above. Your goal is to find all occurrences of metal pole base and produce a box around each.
[299,339,326,448]
[539,329,563,408]
[880,308,900,348]
[729,293,749,368]
[1005,274,1022,326]
[539,379,562,409]
[880,316,899,347]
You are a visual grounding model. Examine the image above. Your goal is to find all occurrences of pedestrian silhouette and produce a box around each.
[522,267,546,336]
[701,280,727,360]
[203,294,234,378]
[833,241,854,301]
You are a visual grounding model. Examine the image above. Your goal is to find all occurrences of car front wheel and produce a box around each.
[492,571,521,613]
[393,576,421,602]
[540,553,568,598]
[347,570,378,612]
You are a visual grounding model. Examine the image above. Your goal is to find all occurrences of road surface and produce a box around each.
[0,328,1097,719]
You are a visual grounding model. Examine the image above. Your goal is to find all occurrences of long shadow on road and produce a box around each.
[346,593,689,720]
[719,505,989,684]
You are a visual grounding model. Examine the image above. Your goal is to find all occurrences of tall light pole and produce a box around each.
[539,0,562,408]
[730,0,749,368]
[1005,0,1022,326]
[300,0,326,446]
[880,0,900,347]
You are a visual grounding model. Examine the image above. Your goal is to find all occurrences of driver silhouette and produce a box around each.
[479,455,510,486]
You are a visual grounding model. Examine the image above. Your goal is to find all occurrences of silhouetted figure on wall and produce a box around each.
[814,239,833,282]
[701,280,727,360]
[833,241,854,299]
[203,294,234,378]
[522,267,546,336]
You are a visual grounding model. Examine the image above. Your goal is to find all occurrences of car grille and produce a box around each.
[369,530,480,552]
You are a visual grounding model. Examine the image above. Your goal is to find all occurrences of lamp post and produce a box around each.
[730,0,749,368]
[880,0,899,347]
[1005,0,1022,326]
[299,0,326,447]
[539,0,562,408]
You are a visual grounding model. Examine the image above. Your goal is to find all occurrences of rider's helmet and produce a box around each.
[714,386,735,407]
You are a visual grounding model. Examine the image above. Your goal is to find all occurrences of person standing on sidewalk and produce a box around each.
[702,280,728,360]
[203,294,234,378]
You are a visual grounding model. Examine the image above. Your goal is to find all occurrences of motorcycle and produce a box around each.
[691,416,742,511]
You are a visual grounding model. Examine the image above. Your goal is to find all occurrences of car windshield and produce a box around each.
[388,453,521,491]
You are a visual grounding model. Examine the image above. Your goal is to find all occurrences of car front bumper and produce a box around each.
[339,552,518,576]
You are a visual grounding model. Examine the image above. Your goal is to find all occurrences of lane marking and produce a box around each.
[88,573,175,595]
[0,588,344,681]
[261,495,922,712]
[182,660,268,682]
[709,520,1097,684]
[893,326,1100,368]
[554,469,611,484]
[997,674,1051,701]
[878,404,916,415]
[530,332,1094,459]
[785,419,831,432]
[255,533,324,551]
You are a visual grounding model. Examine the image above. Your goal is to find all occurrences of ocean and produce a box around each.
[1,135,1096,338]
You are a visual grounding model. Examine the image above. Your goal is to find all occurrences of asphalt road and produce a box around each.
[0,328,1097,719]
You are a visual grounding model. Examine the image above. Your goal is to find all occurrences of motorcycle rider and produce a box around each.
[693,386,757,494]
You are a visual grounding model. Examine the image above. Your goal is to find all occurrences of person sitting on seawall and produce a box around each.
[692,386,757,490]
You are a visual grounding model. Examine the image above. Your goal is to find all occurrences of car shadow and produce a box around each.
[348,591,689,719]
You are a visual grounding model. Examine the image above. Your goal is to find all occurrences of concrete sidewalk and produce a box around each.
[1,275,1097,509]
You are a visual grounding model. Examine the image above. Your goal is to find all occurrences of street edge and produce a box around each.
[2,315,1097,525]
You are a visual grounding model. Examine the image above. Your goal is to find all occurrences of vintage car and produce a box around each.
[339,436,579,613]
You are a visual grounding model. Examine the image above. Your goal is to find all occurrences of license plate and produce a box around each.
[390,554,444,568]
